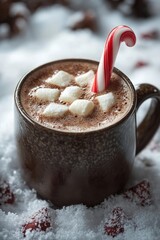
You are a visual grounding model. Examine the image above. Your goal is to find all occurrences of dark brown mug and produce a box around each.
[14,59,160,207]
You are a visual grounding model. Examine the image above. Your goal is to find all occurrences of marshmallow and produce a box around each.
[59,86,82,103]
[69,99,94,117]
[46,70,73,87]
[33,88,60,101]
[96,92,116,112]
[75,70,95,87]
[42,103,68,117]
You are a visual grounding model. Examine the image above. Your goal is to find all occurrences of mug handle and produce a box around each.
[135,83,160,155]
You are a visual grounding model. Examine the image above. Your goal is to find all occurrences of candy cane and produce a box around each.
[92,25,136,93]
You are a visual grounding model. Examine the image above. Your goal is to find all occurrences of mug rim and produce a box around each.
[14,58,137,134]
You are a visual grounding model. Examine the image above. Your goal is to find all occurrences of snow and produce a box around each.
[0,0,160,239]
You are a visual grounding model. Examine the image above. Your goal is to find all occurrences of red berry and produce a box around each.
[123,180,151,206]
[0,180,15,205]
[22,208,51,237]
[141,30,159,40]
[104,207,126,237]
[134,61,148,68]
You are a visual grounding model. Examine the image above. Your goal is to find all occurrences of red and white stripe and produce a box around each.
[92,25,136,93]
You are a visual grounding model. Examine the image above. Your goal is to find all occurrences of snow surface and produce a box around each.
[0,0,160,239]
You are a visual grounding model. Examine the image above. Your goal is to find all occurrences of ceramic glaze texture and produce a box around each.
[15,102,136,207]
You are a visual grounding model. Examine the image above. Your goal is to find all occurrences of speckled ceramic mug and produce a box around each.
[14,59,160,207]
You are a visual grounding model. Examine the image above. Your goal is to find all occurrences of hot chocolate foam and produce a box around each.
[20,60,133,132]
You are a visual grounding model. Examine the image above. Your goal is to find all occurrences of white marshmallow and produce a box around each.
[46,70,73,87]
[69,99,94,117]
[96,92,116,112]
[33,88,60,101]
[75,70,95,87]
[59,86,82,103]
[42,103,68,117]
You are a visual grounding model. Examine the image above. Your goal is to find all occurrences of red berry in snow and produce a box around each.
[141,30,159,40]
[124,180,151,206]
[22,208,51,237]
[134,61,148,68]
[104,207,126,237]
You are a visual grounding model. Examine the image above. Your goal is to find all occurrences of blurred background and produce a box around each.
[0,0,160,100]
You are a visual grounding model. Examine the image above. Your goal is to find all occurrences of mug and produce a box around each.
[14,59,160,207]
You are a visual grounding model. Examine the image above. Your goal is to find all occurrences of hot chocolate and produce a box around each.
[20,59,133,132]
[15,58,160,207]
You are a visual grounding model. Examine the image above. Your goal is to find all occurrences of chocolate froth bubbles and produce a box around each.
[92,25,136,93]
[21,60,132,132]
